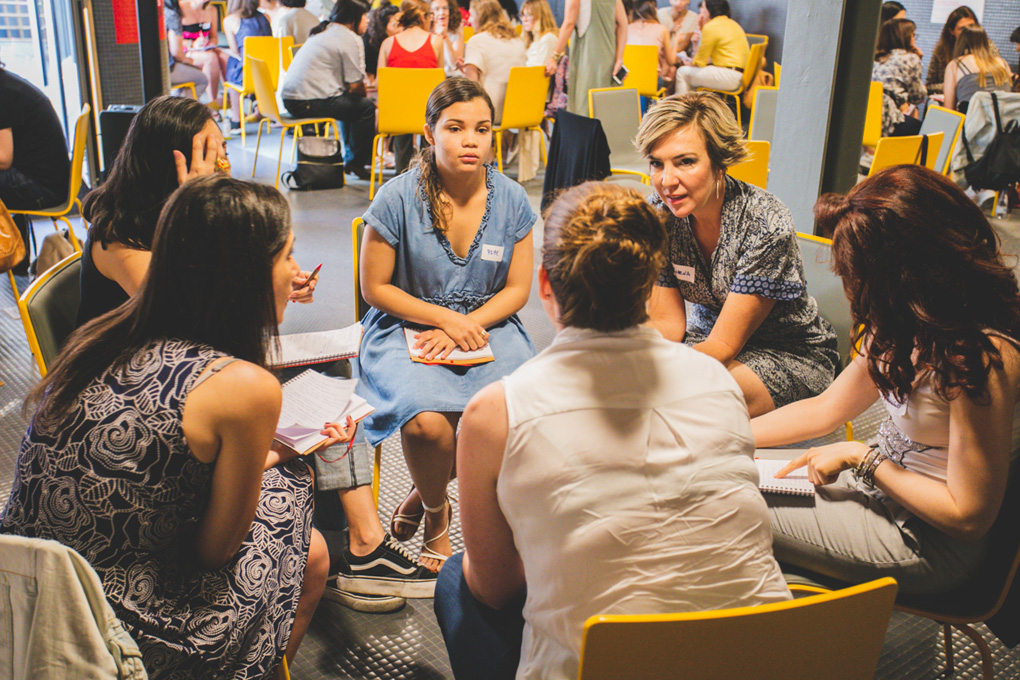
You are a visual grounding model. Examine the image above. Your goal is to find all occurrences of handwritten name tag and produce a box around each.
[673,264,695,283]
[481,244,504,262]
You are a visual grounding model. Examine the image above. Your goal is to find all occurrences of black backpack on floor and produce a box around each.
[961,93,1020,191]
[282,136,345,191]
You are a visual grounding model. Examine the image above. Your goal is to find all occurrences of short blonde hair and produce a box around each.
[634,92,749,170]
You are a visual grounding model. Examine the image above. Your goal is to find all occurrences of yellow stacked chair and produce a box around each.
[868,132,943,177]
[726,139,770,189]
[222,36,285,146]
[622,44,665,101]
[696,40,766,127]
[494,65,550,173]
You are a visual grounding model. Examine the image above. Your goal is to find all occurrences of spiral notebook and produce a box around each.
[274,370,374,455]
[270,323,362,368]
[403,327,494,366]
[754,452,815,497]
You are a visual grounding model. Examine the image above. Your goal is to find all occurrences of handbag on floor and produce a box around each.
[961,93,1020,191]
[0,198,27,274]
[281,136,345,191]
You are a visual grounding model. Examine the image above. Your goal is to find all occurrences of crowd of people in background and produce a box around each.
[4,2,1020,679]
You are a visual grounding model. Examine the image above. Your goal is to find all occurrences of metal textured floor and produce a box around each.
[1,132,1019,678]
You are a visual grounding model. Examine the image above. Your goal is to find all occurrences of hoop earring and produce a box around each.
[715,178,721,199]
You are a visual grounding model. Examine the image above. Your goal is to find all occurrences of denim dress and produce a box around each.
[355,167,537,446]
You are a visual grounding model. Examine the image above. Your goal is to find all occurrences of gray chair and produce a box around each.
[588,87,650,183]
[797,233,852,368]
[16,250,82,377]
[749,86,778,146]
[918,104,966,176]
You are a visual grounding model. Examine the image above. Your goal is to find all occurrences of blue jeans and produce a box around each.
[434,553,525,680]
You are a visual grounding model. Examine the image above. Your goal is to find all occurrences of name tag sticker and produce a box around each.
[673,264,695,283]
[481,244,504,262]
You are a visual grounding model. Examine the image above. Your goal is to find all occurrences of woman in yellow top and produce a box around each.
[674,0,747,95]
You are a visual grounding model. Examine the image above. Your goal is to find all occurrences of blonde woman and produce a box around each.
[432,0,465,76]
[517,0,557,181]
[944,25,1012,113]
[464,0,526,125]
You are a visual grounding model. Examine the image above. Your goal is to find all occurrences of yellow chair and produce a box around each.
[14,250,82,377]
[222,36,284,145]
[745,33,769,48]
[7,104,89,299]
[726,139,769,189]
[494,66,549,173]
[287,42,303,66]
[371,67,446,199]
[577,578,898,680]
[514,24,523,36]
[696,40,766,127]
[868,131,944,177]
[748,85,778,144]
[773,61,781,85]
[248,55,340,189]
[210,0,226,27]
[622,44,665,100]
[280,35,295,71]
[588,87,649,183]
[352,217,383,507]
[861,81,884,149]
[463,25,474,43]
[919,105,966,175]
[171,81,198,99]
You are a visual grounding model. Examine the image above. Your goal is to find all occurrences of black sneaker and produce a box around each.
[322,580,406,613]
[336,533,438,598]
[344,162,371,181]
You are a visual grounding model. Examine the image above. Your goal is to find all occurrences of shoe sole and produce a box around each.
[323,587,407,613]
[336,574,437,599]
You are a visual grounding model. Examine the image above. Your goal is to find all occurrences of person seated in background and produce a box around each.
[873,18,926,137]
[658,0,698,56]
[880,0,905,23]
[463,0,526,127]
[164,0,226,106]
[673,0,747,96]
[223,0,273,134]
[642,93,838,416]
[926,6,978,96]
[753,165,1020,595]
[1013,26,1020,91]
[432,0,465,77]
[273,0,322,43]
[281,0,376,181]
[627,0,676,86]
[0,57,70,274]
[1,175,335,679]
[363,1,400,87]
[517,0,558,181]
[944,25,1013,113]
[434,181,791,680]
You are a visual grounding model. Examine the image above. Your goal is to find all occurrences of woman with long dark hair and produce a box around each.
[753,164,1020,594]
[873,17,926,136]
[927,5,978,95]
[1,176,342,678]
[357,78,536,567]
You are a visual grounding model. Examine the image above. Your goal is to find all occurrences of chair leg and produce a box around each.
[949,623,995,680]
[372,444,382,507]
[8,270,19,300]
[370,134,384,200]
[276,128,287,189]
[252,120,266,177]
[942,623,955,676]
[57,215,81,252]
[535,127,547,166]
[496,130,504,173]
[291,125,300,164]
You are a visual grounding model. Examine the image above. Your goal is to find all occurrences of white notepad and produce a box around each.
[754,453,815,497]
[274,370,374,454]
[403,327,494,366]
[270,323,363,368]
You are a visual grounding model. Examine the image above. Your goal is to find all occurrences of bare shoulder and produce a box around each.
[463,381,508,426]
[191,360,281,423]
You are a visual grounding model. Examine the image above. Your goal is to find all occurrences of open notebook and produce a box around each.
[270,323,362,368]
[754,450,815,497]
[274,370,374,455]
[403,327,494,366]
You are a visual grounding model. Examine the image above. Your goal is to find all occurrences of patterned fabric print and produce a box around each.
[653,175,839,406]
[873,50,926,137]
[0,338,312,680]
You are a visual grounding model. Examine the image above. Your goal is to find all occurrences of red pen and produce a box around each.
[302,263,323,289]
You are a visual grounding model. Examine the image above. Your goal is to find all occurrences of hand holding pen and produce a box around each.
[290,263,322,304]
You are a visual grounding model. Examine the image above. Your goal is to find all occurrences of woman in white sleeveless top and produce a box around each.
[753,164,1020,594]
[434,182,790,680]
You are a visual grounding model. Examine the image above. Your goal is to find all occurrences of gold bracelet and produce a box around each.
[551,51,565,62]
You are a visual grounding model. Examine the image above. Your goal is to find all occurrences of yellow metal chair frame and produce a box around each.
[352,218,383,506]
[622,44,665,100]
[287,42,303,67]
[171,81,198,99]
[7,104,89,300]
[494,66,549,173]
[248,55,340,189]
[223,36,284,146]
[745,33,769,47]
[861,81,884,149]
[588,87,649,184]
[920,104,966,175]
[726,139,769,189]
[868,132,943,177]
[15,250,82,377]
[696,41,766,127]
[577,578,898,680]
[371,67,446,199]
[773,61,781,85]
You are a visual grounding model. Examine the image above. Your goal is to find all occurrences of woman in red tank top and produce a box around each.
[379,0,445,171]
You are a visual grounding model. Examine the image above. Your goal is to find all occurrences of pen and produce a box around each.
[303,263,323,289]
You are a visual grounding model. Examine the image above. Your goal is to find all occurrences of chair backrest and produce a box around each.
[20,250,82,376]
[797,233,853,365]
[243,36,283,91]
[376,67,446,136]
[622,44,660,98]
[577,578,897,680]
[726,140,769,189]
[64,104,91,213]
[739,41,767,92]
[588,87,645,171]
[289,43,302,61]
[861,81,884,148]
[919,105,966,175]
[280,35,295,71]
[745,33,769,47]
[499,66,549,131]
[247,55,284,123]
[749,86,778,145]
[351,218,371,321]
[773,61,781,86]
[868,132,943,176]
[463,25,474,42]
